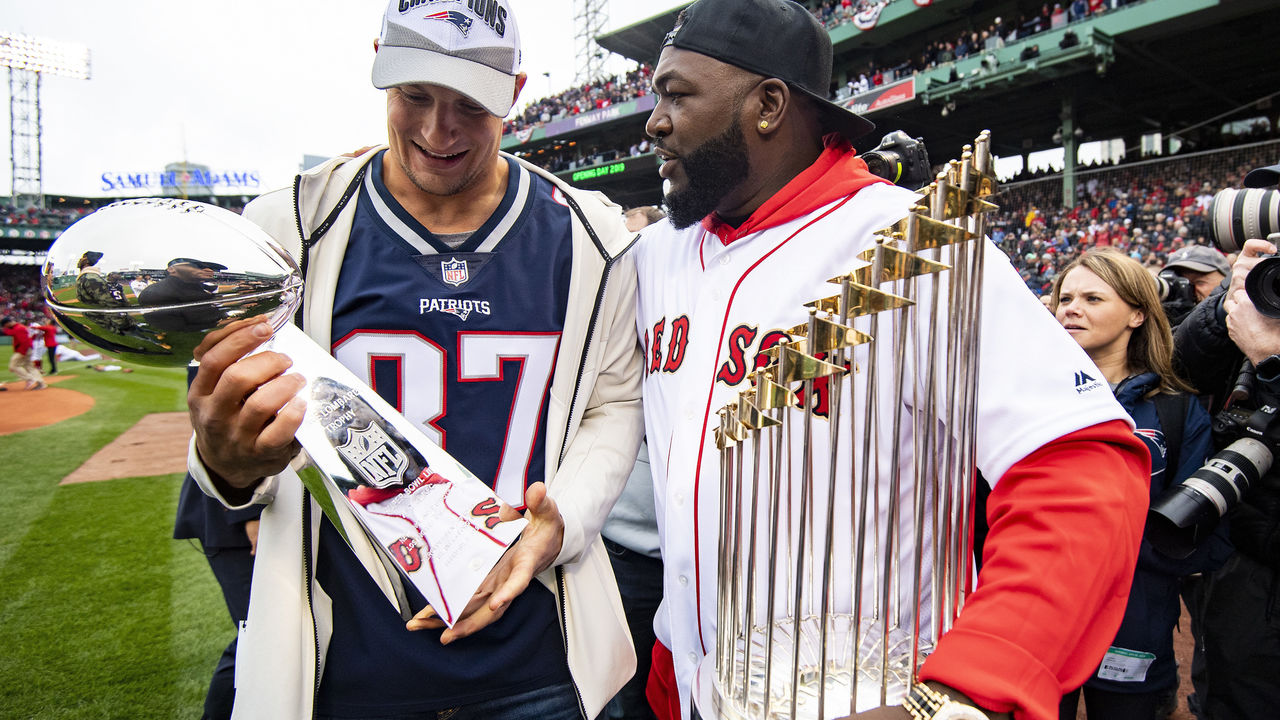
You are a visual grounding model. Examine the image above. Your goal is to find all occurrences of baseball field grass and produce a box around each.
[0,357,227,720]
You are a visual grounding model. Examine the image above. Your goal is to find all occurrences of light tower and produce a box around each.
[0,33,91,209]
[572,0,608,85]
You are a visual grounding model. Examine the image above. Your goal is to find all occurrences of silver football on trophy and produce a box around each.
[40,198,303,366]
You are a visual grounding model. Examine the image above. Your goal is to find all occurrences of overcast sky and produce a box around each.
[1,0,682,199]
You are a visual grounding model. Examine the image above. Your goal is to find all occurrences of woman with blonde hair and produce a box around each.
[1050,247,1231,719]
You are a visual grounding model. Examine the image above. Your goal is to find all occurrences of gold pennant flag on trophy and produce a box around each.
[724,403,746,444]
[855,244,950,285]
[919,182,969,220]
[785,315,872,353]
[808,281,914,318]
[754,369,797,411]
[876,213,976,251]
[773,342,845,385]
[738,390,781,430]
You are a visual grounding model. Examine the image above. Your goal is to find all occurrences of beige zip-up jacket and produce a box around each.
[188,148,643,719]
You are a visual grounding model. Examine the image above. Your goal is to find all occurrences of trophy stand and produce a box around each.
[697,132,999,720]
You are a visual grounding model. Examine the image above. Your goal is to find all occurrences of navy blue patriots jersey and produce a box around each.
[315,151,574,714]
[331,151,573,506]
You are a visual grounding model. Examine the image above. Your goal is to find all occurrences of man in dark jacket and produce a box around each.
[1172,162,1280,720]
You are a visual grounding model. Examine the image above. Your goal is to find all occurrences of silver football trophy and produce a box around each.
[695,132,998,719]
[41,198,526,624]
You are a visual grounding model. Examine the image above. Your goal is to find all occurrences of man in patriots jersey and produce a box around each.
[184,1,643,718]
[634,1,1151,719]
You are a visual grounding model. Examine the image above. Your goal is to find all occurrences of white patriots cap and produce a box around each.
[372,0,522,118]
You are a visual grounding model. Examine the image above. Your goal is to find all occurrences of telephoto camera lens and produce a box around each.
[1209,188,1280,253]
[1148,437,1272,558]
[1154,273,1172,301]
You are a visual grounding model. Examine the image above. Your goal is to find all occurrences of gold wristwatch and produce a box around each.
[902,682,990,720]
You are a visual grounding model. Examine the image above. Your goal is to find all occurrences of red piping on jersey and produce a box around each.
[687,137,889,653]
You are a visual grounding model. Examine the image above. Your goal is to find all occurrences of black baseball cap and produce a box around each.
[661,0,874,141]
[167,257,227,271]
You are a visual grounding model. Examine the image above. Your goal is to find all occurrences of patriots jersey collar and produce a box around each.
[362,149,532,255]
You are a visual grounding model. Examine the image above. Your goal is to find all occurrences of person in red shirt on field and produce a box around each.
[1,316,46,390]
[36,321,59,374]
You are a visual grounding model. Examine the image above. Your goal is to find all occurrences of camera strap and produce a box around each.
[1154,393,1188,478]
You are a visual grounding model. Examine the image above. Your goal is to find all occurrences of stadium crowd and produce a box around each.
[502,63,653,137]
[0,264,48,327]
[1,203,93,228]
[993,139,1279,296]
[835,0,1148,97]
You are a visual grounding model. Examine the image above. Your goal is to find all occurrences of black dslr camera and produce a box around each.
[1155,269,1198,326]
[1149,398,1278,558]
[862,130,932,190]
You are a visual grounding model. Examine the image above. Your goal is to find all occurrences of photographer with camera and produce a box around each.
[1169,162,1280,720]
[1159,246,1232,329]
[1165,246,1231,304]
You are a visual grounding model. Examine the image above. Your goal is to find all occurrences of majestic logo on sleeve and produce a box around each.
[1074,370,1104,394]
[424,9,473,35]
[441,257,469,286]
[338,423,411,489]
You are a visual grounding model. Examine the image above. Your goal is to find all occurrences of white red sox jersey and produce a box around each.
[633,179,1131,716]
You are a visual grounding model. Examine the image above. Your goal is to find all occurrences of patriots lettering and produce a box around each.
[419,298,493,321]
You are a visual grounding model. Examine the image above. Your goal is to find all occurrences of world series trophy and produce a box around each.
[695,132,998,719]
[40,198,527,625]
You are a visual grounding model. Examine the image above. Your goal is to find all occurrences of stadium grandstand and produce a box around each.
[3,0,1280,322]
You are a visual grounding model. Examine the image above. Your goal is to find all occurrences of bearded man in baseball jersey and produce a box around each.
[633,1,1151,719]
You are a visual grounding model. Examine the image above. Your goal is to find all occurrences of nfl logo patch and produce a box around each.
[442,257,468,287]
[337,422,410,489]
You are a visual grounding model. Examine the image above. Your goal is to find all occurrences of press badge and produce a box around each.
[1096,647,1156,682]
